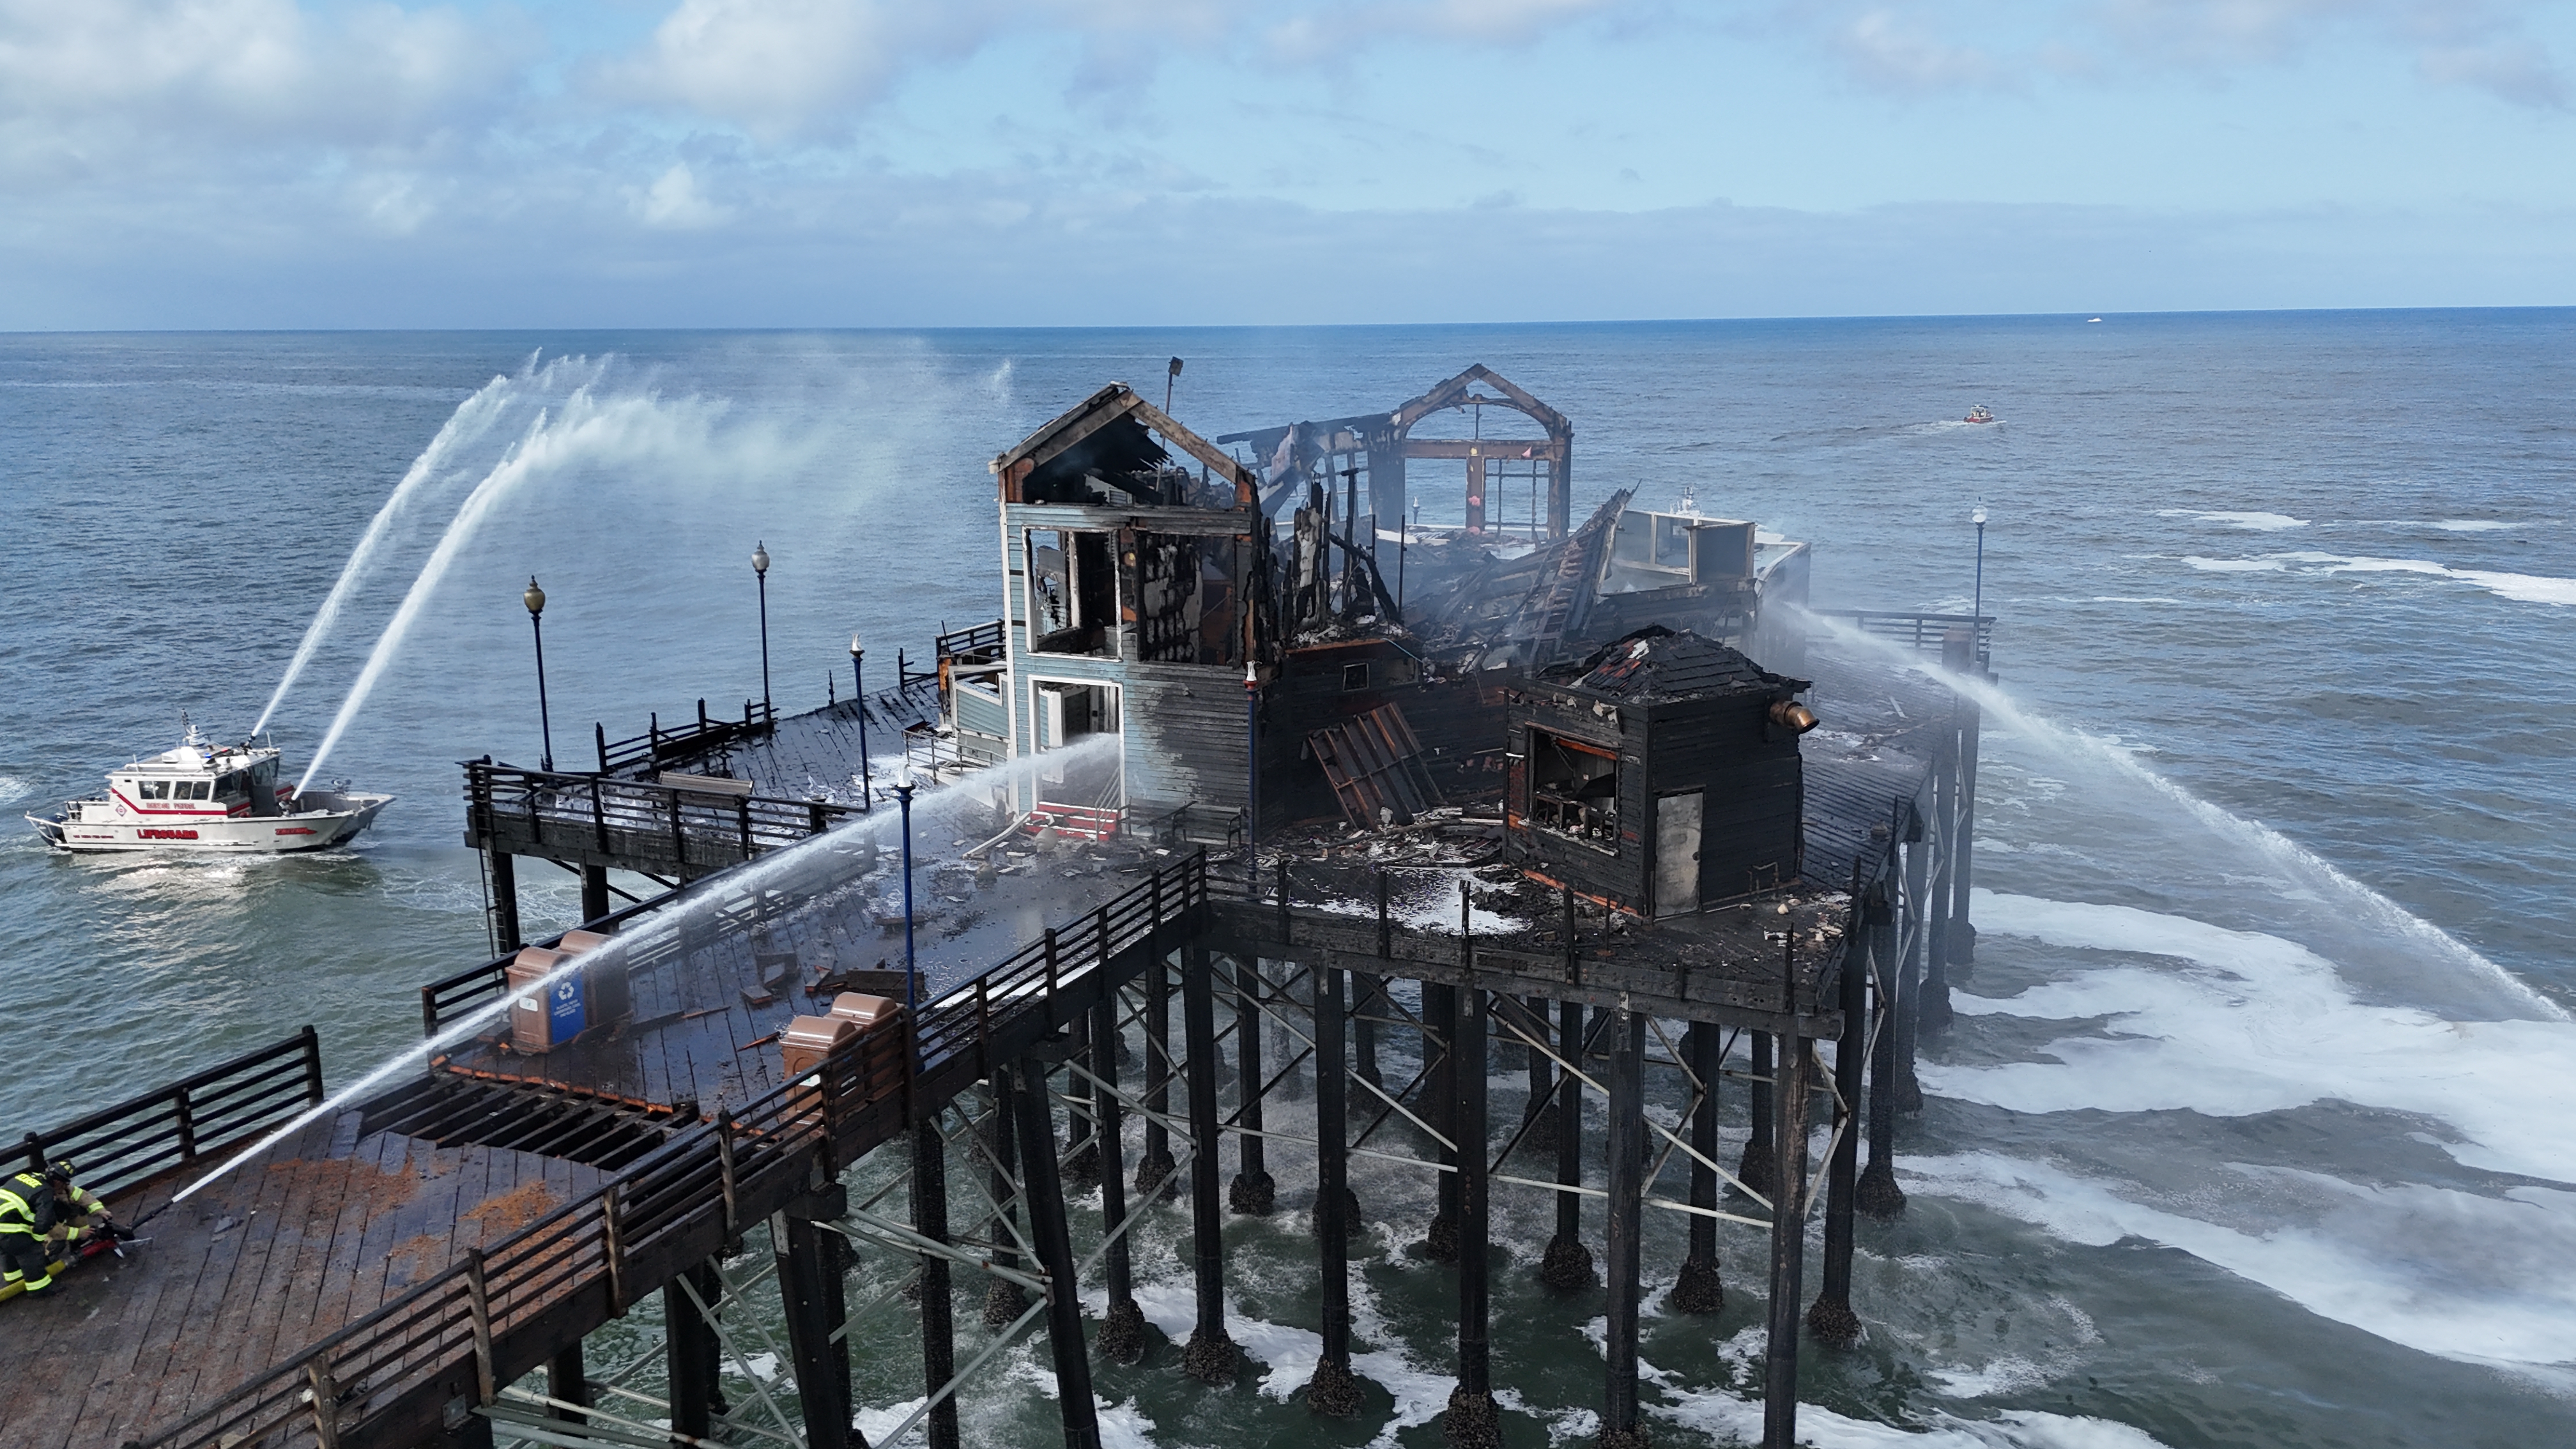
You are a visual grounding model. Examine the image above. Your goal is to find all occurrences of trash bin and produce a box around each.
[507,947,581,1053]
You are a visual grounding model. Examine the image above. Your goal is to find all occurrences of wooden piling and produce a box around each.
[1307,963,1361,1414]
[1092,987,1147,1364]
[1858,888,1907,1217]
[1922,716,1959,1031]
[487,850,522,955]
[1806,944,1867,1346]
[1761,1034,1811,1449]
[1522,994,1556,1152]
[1138,951,1176,1200]
[579,864,610,926]
[1230,954,1275,1214]
[664,1262,723,1445]
[1013,1058,1103,1449]
[982,1079,1029,1327]
[1897,804,1930,1113]
[910,1121,960,1449]
[1448,985,1500,1447]
[1951,701,1981,972]
[1181,946,1239,1382]
[1422,981,1460,1262]
[1540,999,1593,1289]
[777,1208,854,1449]
[1673,1022,1723,1313]
[546,1342,586,1425]
[1738,1031,1775,1197]
[1599,1008,1648,1449]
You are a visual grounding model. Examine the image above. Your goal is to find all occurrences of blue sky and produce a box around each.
[3,1,2572,327]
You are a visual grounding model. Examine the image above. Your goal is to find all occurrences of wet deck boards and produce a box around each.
[0,1118,604,1449]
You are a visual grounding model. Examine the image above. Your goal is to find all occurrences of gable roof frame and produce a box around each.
[991,382,1259,503]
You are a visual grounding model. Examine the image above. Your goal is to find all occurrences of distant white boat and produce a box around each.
[26,721,391,854]
[2088,317,2103,323]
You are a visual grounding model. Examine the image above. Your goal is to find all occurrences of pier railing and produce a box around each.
[11,1028,323,1204]
[462,761,858,879]
[592,696,776,776]
[141,850,1210,1449]
[1818,610,1993,670]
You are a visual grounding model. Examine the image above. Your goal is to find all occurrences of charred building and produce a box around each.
[963,364,1820,856]
[1506,627,1818,918]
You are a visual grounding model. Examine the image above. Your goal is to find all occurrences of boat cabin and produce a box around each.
[111,739,284,819]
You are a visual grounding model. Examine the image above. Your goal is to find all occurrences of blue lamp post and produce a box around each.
[850,633,871,809]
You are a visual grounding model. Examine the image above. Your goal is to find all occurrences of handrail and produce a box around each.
[10,1028,323,1204]
[592,696,777,777]
[1817,610,1994,668]
[139,850,1208,1449]
[459,762,857,880]
[933,619,1006,661]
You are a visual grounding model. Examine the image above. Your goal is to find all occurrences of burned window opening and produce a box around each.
[1135,532,1242,666]
[1342,663,1370,691]
[1529,728,1619,852]
[1027,528,1117,658]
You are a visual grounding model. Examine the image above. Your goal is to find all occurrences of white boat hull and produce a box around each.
[27,791,394,854]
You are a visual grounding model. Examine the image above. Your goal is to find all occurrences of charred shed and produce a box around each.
[1507,626,1819,917]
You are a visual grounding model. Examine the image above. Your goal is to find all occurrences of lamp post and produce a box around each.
[1166,356,1184,415]
[1971,503,1988,622]
[751,541,772,717]
[1245,657,1260,875]
[894,766,917,1024]
[523,576,554,772]
[850,634,871,809]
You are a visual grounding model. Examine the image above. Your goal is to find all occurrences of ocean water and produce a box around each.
[3,312,2571,1446]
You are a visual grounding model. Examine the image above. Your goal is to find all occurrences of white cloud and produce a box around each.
[632,161,733,229]
[592,0,1010,138]
[1834,9,2011,93]
[0,0,525,174]
[2417,38,2566,109]
[1793,1,2571,109]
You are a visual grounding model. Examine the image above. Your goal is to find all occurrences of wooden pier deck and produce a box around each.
[4,635,1969,1449]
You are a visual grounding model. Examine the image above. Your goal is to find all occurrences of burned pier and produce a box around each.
[4,366,1992,1449]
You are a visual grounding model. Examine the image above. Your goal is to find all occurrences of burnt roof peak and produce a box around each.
[1545,625,1805,700]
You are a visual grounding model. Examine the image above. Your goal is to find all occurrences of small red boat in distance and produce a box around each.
[1963,404,1996,424]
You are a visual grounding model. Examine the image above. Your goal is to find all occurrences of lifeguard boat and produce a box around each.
[1963,404,1996,424]
[24,720,392,854]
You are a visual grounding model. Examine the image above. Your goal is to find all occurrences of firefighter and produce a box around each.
[1,1163,59,1296]
[42,1160,126,1257]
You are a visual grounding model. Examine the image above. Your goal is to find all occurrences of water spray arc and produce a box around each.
[1795,606,2560,1021]
[247,361,553,737]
